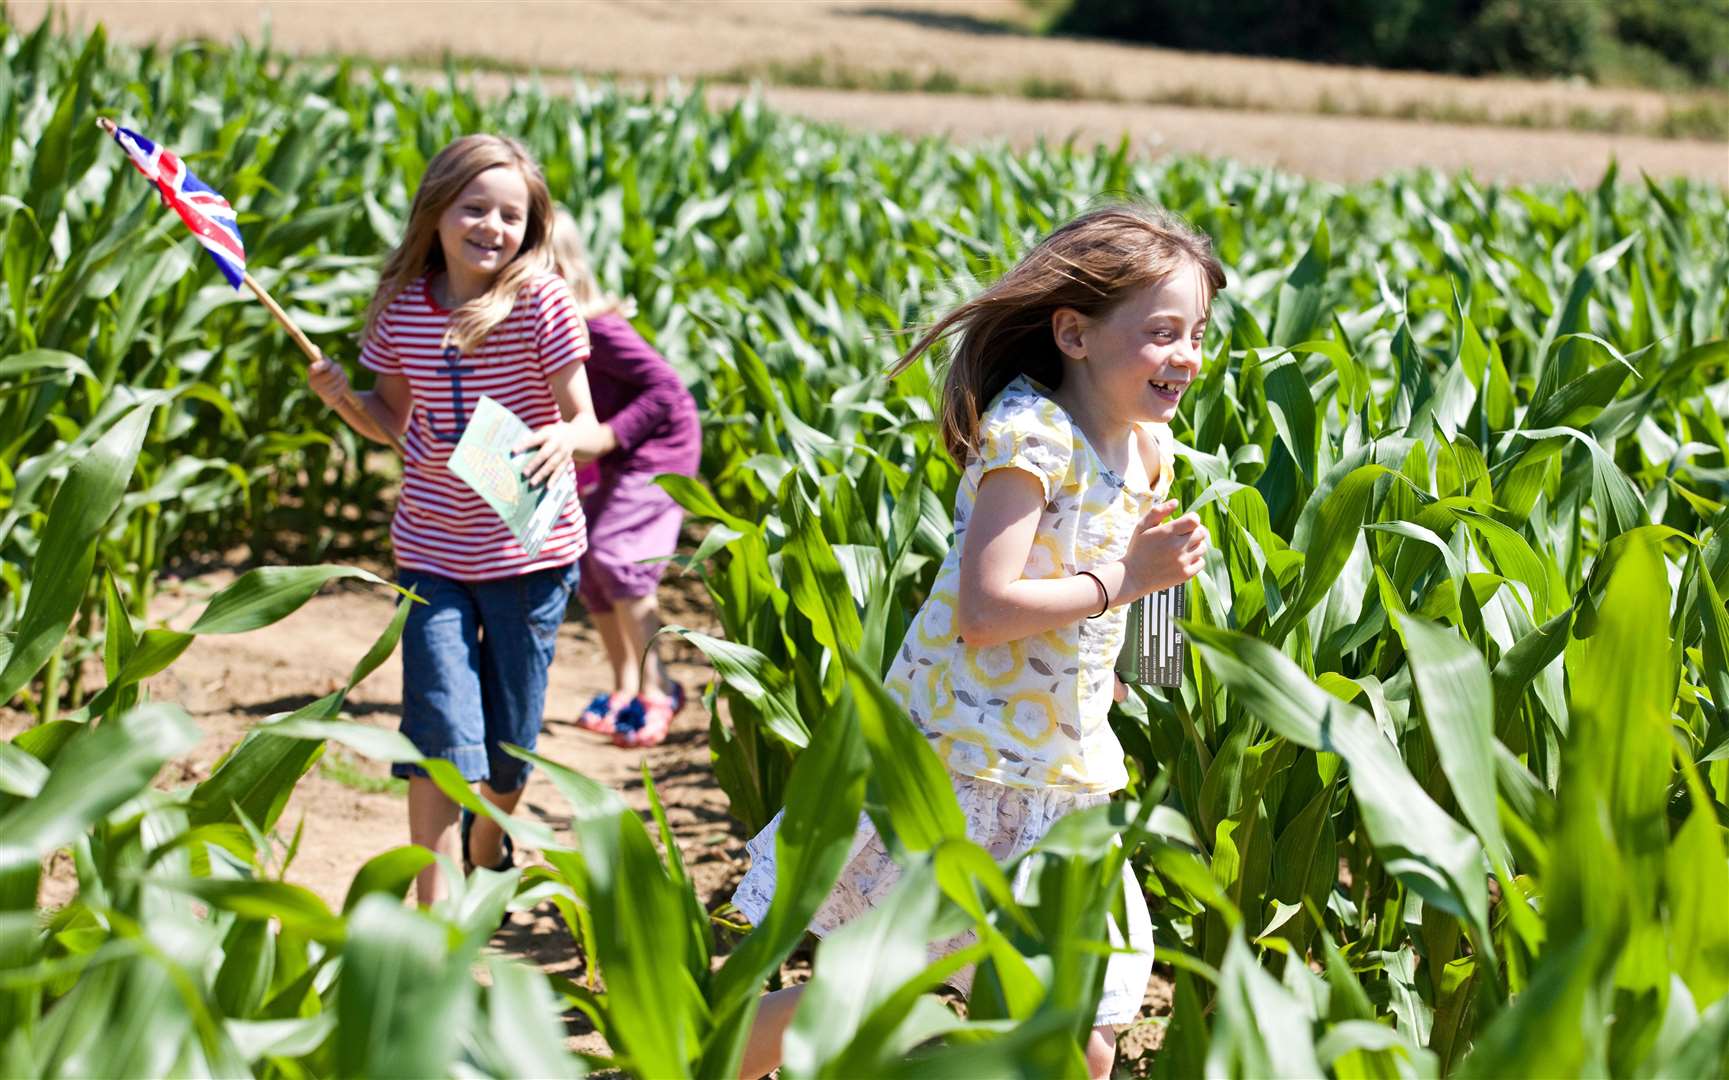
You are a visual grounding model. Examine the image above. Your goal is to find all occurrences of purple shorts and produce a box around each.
[577,470,685,613]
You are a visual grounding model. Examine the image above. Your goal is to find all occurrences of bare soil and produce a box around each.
[17,0,1728,185]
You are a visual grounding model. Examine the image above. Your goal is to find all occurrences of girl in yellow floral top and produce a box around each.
[735,206,1224,1080]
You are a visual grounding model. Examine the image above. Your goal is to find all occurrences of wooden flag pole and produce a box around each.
[241,271,407,457]
[96,117,405,458]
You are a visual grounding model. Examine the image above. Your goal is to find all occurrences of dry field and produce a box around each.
[17,0,1729,185]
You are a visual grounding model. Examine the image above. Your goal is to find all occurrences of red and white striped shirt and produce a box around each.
[360,271,590,580]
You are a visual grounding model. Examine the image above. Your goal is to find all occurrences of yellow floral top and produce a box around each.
[886,376,1174,793]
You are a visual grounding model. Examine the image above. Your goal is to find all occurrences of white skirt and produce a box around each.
[730,767,1154,1026]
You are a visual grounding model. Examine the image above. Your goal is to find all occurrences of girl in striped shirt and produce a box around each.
[308,135,609,904]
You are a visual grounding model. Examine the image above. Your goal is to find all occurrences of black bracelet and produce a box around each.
[1078,569,1110,619]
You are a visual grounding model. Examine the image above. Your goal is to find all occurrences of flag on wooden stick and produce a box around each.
[102,121,246,289]
[97,117,404,456]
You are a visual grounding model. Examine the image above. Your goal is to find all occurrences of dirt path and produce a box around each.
[132,564,734,916]
[126,563,741,1058]
[0,558,740,1057]
[18,0,1727,185]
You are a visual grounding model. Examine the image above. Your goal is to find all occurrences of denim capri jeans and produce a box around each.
[392,562,579,793]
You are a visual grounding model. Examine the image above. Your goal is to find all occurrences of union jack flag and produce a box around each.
[106,124,246,290]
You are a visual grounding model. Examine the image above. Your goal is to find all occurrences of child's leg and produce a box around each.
[406,775,461,904]
[584,470,685,699]
[470,562,578,865]
[590,606,636,696]
[739,984,805,1080]
[468,779,527,869]
[1085,1025,1117,1080]
[394,569,489,904]
[614,592,672,698]
[579,546,635,698]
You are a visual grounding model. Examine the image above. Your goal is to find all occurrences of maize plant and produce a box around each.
[0,391,581,1076]
[4,12,1728,1077]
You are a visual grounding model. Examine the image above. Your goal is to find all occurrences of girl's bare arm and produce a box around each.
[954,467,1206,649]
[308,356,411,446]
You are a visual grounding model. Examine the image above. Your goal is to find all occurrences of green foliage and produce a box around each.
[1045,0,1729,87]
[3,13,1728,1078]
[0,556,582,1075]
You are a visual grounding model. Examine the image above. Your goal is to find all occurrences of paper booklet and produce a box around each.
[446,395,574,559]
[1115,584,1188,688]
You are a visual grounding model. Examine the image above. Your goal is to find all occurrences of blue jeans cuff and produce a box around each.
[392,742,489,783]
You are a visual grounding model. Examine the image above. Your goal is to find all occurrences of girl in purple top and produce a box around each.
[550,210,701,747]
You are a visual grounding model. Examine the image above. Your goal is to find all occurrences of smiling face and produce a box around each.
[1054,260,1211,429]
[436,165,531,300]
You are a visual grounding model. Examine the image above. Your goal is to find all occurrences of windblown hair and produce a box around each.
[547,207,635,320]
[363,134,556,355]
[889,204,1228,464]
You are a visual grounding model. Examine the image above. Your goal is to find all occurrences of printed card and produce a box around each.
[446,395,573,558]
[1115,584,1188,688]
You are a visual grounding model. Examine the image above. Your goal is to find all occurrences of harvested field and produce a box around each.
[17,0,1728,185]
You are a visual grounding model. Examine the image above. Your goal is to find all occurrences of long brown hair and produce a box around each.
[889,205,1227,463]
[363,134,556,355]
[548,207,634,320]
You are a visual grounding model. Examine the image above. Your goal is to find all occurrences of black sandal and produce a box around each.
[459,806,515,874]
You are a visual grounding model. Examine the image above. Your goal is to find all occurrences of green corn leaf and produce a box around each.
[1271,462,1393,644]
[214,917,275,1018]
[343,846,439,915]
[335,896,479,1078]
[1532,231,1640,397]
[1457,938,1598,1078]
[1206,932,1324,1079]
[701,659,868,1077]
[1271,215,1330,348]
[0,740,49,804]
[1187,622,1492,946]
[507,746,704,1079]
[783,481,864,660]
[662,626,807,748]
[476,956,585,1079]
[0,703,197,858]
[99,572,138,712]
[1397,616,1512,874]
[224,1015,337,1063]
[781,856,953,1078]
[1490,606,1574,729]
[1666,759,1729,1005]
[155,878,345,943]
[187,566,397,635]
[1263,353,1319,485]
[0,349,97,386]
[842,649,966,854]
[0,400,154,704]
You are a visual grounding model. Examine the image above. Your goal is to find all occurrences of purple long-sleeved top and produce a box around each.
[585,313,701,478]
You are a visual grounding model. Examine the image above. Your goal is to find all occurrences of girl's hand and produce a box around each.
[1120,499,1209,600]
[565,414,617,465]
[514,421,581,487]
[307,353,351,409]
[1114,675,1128,703]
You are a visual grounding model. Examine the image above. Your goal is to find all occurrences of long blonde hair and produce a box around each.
[889,205,1228,464]
[363,134,556,355]
[547,207,634,320]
